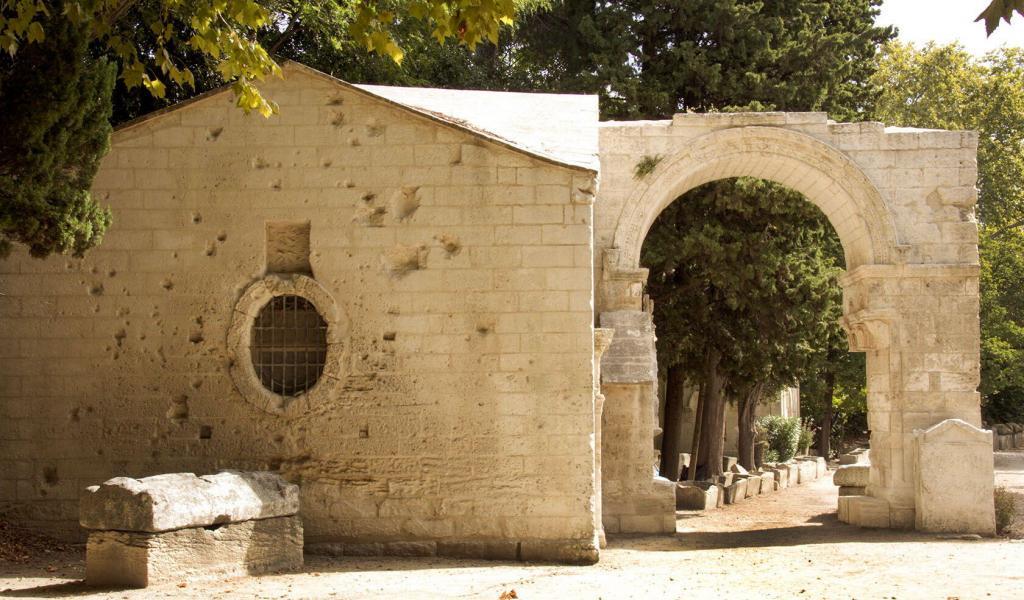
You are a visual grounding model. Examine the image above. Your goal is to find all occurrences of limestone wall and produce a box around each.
[0,65,599,559]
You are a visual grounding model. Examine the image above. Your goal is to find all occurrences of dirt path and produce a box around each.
[3,457,1024,599]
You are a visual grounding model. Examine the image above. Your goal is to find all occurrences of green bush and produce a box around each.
[995,486,1016,534]
[757,415,801,462]
[798,422,815,455]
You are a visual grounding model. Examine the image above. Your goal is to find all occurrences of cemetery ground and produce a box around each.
[2,453,1023,599]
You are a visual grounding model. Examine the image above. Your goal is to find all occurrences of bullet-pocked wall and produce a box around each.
[0,63,601,563]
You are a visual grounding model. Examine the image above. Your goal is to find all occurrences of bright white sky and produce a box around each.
[878,0,1024,54]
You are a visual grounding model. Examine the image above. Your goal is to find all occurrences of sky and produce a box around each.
[878,1,1024,54]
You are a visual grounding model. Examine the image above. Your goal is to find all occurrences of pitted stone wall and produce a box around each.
[0,65,599,560]
[595,112,989,533]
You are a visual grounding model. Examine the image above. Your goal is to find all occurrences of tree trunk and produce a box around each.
[818,370,836,459]
[687,380,705,481]
[696,348,725,479]
[737,383,764,470]
[659,365,688,481]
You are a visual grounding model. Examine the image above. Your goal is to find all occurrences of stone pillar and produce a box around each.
[840,264,986,530]
[599,309,675,534]
[593,328,615,548]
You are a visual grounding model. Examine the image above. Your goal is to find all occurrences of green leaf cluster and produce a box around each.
[872,43,1024,423]
[0,16,114,258]
[642,178,845,400]
[756,415,801,463]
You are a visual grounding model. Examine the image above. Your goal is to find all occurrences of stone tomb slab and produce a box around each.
[913,419,996,535]
[85,515,303,588]
[82,470,302,588]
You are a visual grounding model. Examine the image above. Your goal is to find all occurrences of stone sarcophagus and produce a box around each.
[81,471,302,588]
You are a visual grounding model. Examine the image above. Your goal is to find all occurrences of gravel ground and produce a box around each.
[3,453,1024,599]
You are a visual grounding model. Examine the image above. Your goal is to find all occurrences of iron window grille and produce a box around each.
[250,295,328,397]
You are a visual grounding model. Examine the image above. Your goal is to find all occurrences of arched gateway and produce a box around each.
[593,112,995,535]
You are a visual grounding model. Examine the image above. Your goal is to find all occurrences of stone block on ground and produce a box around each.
[839,495,891,528]
[82,470,303,588]
[833,465,869,488]
[813,456,827,478]
[796,459,817,484]
[85,515,302,588]
[913,419,996,535]
[675,481,719,510]
[716,473,734,487]
[737,475,758,499]
[723,456,738,472]
[759,472,775,494]
[839,448,869,465]
[838,486,866,496]
[769,467,789,490]
[723,478,747,504]
[81,471,299,532]
[784,463,800,485]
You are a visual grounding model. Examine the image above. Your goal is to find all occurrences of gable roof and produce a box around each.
[114,61,599,172]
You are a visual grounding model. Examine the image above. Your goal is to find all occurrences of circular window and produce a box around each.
[228,275,346,415]
[251,295,328,396]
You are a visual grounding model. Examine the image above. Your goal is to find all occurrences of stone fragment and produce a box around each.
[81,471,299,533]
[85,515,302,588]
[833,465,869,488]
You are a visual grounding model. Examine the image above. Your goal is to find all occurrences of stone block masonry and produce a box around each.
[0,62,599,563]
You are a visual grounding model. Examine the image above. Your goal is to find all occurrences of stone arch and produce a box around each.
[611,126,899,271]
[598,121,989,537]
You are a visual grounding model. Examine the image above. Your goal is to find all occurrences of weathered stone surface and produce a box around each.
[767,467,789,490]
[724,457,739,473]
[833,465,870,488]
[758,472,775,494]
[838,486,866,496]
[81,471,299,533]
[839,449,870,465]
[85,515,302,588]
[437,540,519,560]
[913,419,996,535]
[519,540,599,565]
[723,478,747,504]
[784,463,800,486]
[839,495,891,529]
[796,460,818,484]
[675,482,719,511]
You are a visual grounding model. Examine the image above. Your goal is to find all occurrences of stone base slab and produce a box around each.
[306,538,598,564]
[86,515,303,588]
[838,495,891,529]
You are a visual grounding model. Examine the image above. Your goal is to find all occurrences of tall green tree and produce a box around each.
[0,18,114,257]
[510,0,893,119]
[643,179,844,475]
[872,42,1024,424]
[613,0,891,476]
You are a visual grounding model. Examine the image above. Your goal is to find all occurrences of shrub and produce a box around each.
[995,486,1016,534]
[757,415,801,462]
[798,422,815,455]
[633,154,663,178]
